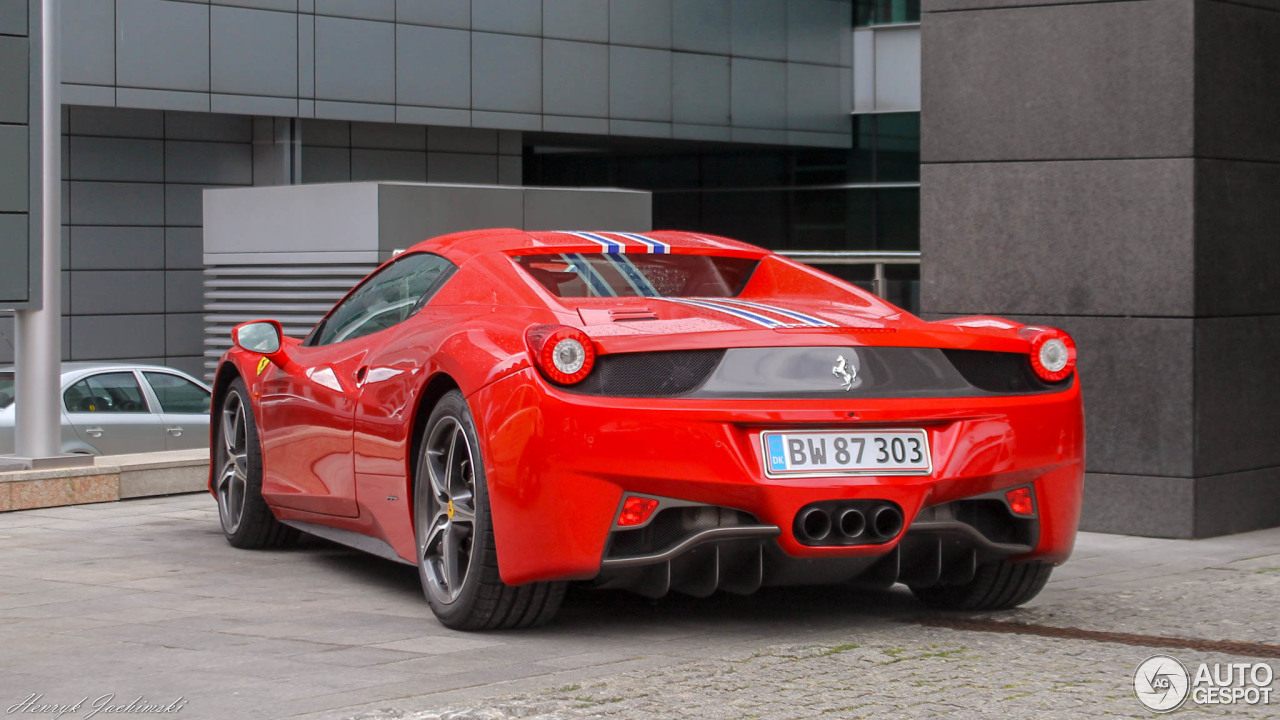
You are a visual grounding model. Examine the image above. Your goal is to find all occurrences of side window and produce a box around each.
[63,372,150,414]
[309,253,455,347]
[144,372,212,414]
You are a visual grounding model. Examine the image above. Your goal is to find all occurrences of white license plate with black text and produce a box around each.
[761,429,932,477]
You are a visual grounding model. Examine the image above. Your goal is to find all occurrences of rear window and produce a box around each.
[516,253,758,298]
[0,372,12,409]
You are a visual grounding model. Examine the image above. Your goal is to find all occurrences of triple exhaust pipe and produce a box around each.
[794,502,904,546]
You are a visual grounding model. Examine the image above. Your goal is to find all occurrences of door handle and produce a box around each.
[85,427,104,438]
[355,366,368,383]
[167,427,183,437]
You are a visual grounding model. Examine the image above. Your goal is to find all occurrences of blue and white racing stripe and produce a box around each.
[712,299,837,328]
[662,298,785,328]
[563,231,625,254]
[612,232,670,254]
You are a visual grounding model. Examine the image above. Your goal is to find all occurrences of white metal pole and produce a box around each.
[13,0,62,460]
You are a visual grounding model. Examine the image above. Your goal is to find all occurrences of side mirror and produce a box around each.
[232,320,282,354]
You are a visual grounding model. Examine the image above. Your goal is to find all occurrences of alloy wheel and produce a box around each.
[417,416,478,605]
[216,390,249,534]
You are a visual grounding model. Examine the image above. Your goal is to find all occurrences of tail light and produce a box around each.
[526,324,596,385]
[1028,328,1076,383]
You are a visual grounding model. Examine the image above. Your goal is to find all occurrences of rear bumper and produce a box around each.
[472,368,1084,586]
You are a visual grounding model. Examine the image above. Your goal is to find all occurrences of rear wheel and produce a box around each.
[414,390,565,630]
[910,560,1052,611]
[215,378,297,549]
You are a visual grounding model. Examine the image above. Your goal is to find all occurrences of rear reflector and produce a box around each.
[617,496,659,527]
[1006,486,1035,516]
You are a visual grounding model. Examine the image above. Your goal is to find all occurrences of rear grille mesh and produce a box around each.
[560,349,725,398]
[942,349,1072,393]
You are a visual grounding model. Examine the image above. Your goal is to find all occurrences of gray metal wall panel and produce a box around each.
[0,0,26,35]
[315,0,395,21]
[786,0,848,66]
[610,0,671,48]
[351,148,427,181]
[165,313,205,356]
[68,227,165,270]
[543,0,607,42]
[472,0,541,35]
[298,13,314,98]
[164,184,210,226]
[211,5,299,97]
[731,58,786,128]
[164,110,252,142]
[0,36,27,123]
[610,46,672,121]
[115,0,211,92]
[0,125,26,211]
[68,137,164,182]
[300,146,350,182]
[314,16,396,103]
[70,314,166,359]
[165,227,204,269]
[301,118,349,146]
[543,39,608,117]
[428,126,498,153]
[60,0,114,86]
[672,52,729,126]
[351,121,426,149]
[165,141,254,185]
[70,270,165,315]
[395,25,471,109]
[69,181,165,226]
[471,33,542,113]
[731,0,786,60]
[395,0,470,29]
[426,152,497,183]
[0,214,27,302]
[69,106,163,138]
[166,269,205,312]
[787,63,850,133]
[211,0,299,11]
[672,0,730,55]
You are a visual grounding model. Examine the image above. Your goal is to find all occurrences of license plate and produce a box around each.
[761,429,932,478]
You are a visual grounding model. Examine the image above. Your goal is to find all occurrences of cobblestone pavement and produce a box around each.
[0,494,1277,720]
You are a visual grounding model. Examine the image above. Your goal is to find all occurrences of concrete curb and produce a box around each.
[0,448,209,512]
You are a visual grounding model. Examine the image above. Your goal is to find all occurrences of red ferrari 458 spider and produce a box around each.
[210,229,1083,630]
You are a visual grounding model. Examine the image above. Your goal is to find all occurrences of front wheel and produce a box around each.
[414,390,565,630]
[910,560,1052,611]
[214,378,297,549]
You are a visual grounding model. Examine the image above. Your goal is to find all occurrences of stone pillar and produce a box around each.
[919,0,1280,537]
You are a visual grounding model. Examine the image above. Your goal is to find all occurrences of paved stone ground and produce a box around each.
[0,494,1277,720]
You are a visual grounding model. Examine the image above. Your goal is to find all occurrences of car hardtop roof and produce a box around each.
[408,228,769,263]
[0,362,201,378]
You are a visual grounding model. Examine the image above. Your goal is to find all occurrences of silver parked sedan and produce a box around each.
[0,364,211,456]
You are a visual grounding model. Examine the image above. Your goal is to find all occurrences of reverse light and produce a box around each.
[1006,486,1035,516]
[526,324,596,384]
[1029,328,1077,383]
[617,496,659,527]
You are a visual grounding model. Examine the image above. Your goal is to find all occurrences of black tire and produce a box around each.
[214,378,298,549]
[413,390,566,631]
[910,560,1052,611]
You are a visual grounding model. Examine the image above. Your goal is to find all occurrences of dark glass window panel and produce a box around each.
[700,190,789,247]
[874,112,920,182]
[700,151,789,188]
[64,372,150,414]
[854,0,921,26]
[653,192,701,230]
[144,372,211,414]
[616,154,700,190]
[850,115,877,182]
[876,188,920,250]
[311,253,455,346]
[514,253,759,298]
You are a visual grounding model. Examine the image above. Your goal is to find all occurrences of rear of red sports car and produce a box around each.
[211,228,1082,630]
[470,232,1084,610]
